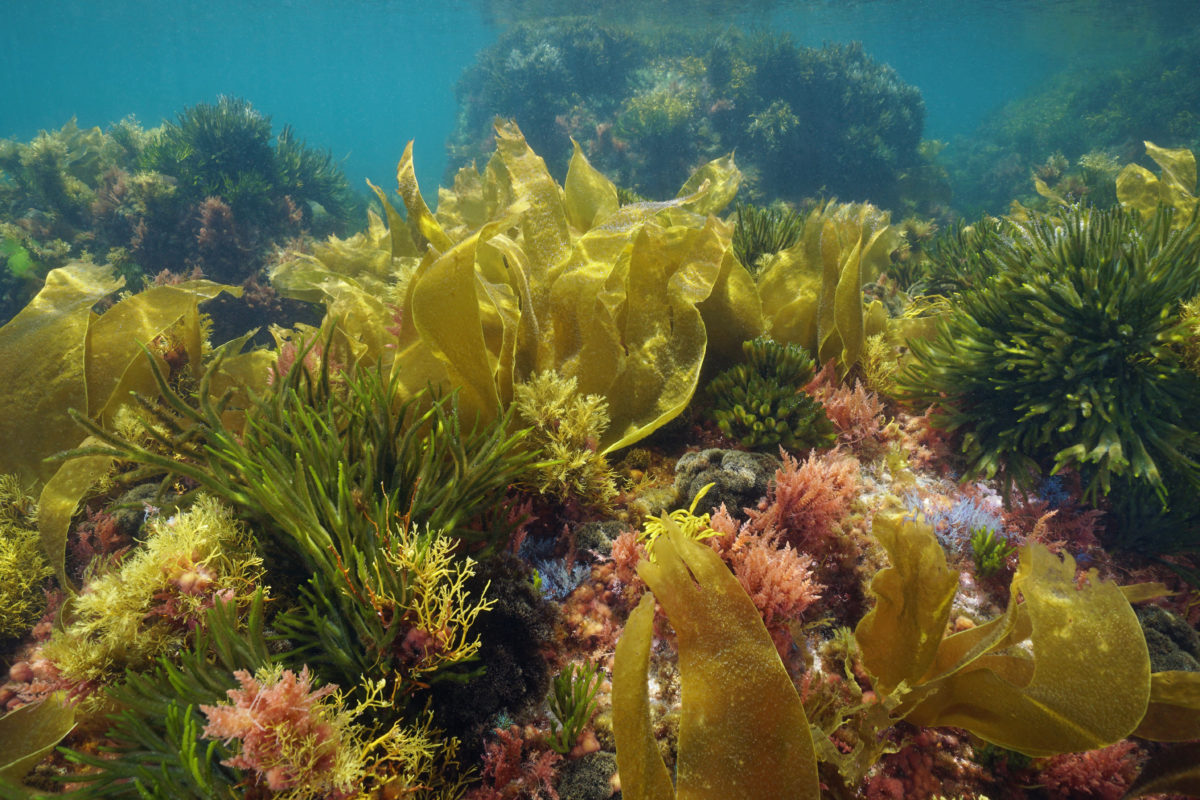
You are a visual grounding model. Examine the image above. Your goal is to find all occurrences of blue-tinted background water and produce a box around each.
[1,0,1195,198]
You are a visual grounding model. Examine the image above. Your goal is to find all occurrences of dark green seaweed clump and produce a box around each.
[896,205,1200,528]
[706,336,836,452]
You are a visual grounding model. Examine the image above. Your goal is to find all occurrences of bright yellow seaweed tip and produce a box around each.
[613,516,820,800]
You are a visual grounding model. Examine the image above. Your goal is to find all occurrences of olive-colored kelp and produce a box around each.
[856,513,1153,757]
[1117,140,1197,220]
[0,262,240,484]
[755,200,898,376]
[0,693,75,785]
[274,120,761,452]
[612,518,820,800]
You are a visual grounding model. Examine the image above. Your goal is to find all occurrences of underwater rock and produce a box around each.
[673,447,778,519]
[555,750,619,800]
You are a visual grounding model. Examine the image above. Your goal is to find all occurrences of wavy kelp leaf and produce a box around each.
[612,593,676,800]
[1123,741,1200,799]
[1117,141,1198,219]
[491,119,572,273]
[905,544,1151,756]
[855,513,960,697]
[756,201,898,375]
[695,248,765,371]
[675,152,741,217]
[564,139,619,233]
[1133,670,1200,741]
[600,220,726,451]
[0,693,75,783]
[38,443,113,591]
[397,140,453,253]
[437,164,491,239]
[366,179,419,259]
[0,261,122,483]
[85,280,239,422]
[1145,141,1197,194]
[615,518,819,799]
[822,204,898,371]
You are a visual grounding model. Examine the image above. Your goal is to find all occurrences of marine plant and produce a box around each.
[968,526,1017,578]
[704,335,836,451]
[142,97,355,241]
[65,345,528,689]
[894,204,1200,505]
[755,199,900,376]
[41,495,265,686]
[0,473,52,639]
[512,369,620,509]
[612,515,821,799]
[731,200,804,274]
[273,123,757,453]
[545,661,603,755]
[896,215,1005,297]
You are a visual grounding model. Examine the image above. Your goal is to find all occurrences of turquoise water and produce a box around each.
[3,0,1196,197]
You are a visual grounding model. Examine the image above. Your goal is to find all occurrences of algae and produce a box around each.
[613,518,820,799]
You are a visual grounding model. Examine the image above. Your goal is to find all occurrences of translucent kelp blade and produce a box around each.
[612,593,675,800]
[396,140,454,253]
[1134,670,1200,741]
[84,280,238,421]
[675,152,741,217]
[0,693,75,783]
[1116,141,1198,219]
[630,519,820,799]
[38,444,114,591]
[0,262,122,482]
[855,513,960,697]
[564,138,619,234]
[906,544,1151,756]
[599,220,723,452]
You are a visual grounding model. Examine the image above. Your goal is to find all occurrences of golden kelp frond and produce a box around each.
[856,512,1153,758]
[0,261,236,483]
[613,518,820,800]
[271,121,758,453]
[1117,140,1198,220]
[0,261,122,484]
[756,200,899,375]
[1134,670,1200,741]
[386,120,749,452]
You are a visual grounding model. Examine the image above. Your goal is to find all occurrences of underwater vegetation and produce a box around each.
[947,31,1200,214]
[0,100,357,325]
[3,116,1200,800]
[895,201,1200,549]
[451,24,936,211]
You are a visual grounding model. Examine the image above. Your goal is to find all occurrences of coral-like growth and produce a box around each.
[200,664,361,798]
[705,336,836,452]
[467,725,562,800]
[806,362,891,453]
[514,370,620,508]
[1037,741,1142,800]
[746,448,861,554]
[707,512,823,656]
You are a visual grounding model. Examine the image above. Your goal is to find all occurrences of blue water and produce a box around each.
[1,0,1194,196]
